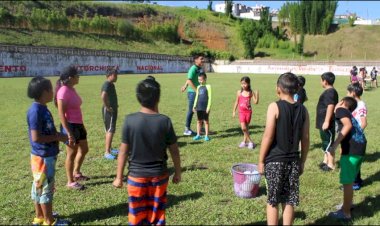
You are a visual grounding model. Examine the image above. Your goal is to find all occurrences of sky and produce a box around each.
[153,1,380,20]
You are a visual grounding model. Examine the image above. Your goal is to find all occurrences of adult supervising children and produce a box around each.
[101,68,119,160]
[181,54,204,136]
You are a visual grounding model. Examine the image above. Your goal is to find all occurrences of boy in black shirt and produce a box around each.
[316,72,339,171]
[101,68,119,160]
[113,76,181,225]
[328,97,366,221]
[258,72,310,225]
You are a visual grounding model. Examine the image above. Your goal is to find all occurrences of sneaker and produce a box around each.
[321,164,333,172]
[247,142,256,149]
[43,219,70,226]
[66,182,85,190]
[104,153,116,160]
[328,209,352,221]
[73,173,90,181]
[111,149,119,155]
[183,129,194,136]
[32,217,44,225]
[335,203,355,211]
[204,136,210,141]
[238,142,246,148]
[193,135,202,141]
[352,184,361,190]
[319,162,327,169]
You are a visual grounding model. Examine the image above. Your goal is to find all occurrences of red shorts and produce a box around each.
[239,111,252,124]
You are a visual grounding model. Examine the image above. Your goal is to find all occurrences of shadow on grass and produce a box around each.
[243,211,306,225]
[67,202,128,224]
[66,192,203,223]
[168,163,209,175]
[310,143,323,150]
[364,151,380,163]
[310,194,380,225]
[363,169,380,186]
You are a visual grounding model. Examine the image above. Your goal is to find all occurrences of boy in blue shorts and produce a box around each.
[328,96,366,221]
[113,76,181,225]
[258,72,310,225]
[101,68,119,160]
[27,77,69,225]
[193,72,212,141]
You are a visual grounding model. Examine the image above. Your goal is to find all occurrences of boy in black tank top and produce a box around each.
[258,72,310,225]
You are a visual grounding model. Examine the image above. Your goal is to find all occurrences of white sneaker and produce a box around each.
[183,129,193,136]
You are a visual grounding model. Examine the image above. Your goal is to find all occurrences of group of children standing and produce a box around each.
[26,61,368,225]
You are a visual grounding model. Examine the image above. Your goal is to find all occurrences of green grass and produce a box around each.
[1,73,380,225]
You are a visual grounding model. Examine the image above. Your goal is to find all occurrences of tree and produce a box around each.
[239,20,260,59]
[225,0,233,18]
[348,14,356,27]
[207,1,213,11]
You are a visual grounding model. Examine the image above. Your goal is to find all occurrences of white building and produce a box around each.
[214,2,277,21]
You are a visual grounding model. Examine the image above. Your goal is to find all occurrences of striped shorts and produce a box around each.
[127,174,169,225]
[102,107,117,133]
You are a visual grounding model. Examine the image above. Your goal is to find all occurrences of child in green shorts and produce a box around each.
[328,96,367,221]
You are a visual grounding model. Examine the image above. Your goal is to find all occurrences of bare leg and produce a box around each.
[196,120,202,136]
[327,151,335,169]
[65,145,78,184]
[323,152,328,164]
[105,132,114,154]
[74,140,89,175]
[267,204,279,225]
[34,203,44,219]
[282,204,295,225]
[204,120,209,137]
[41,203,54,224]
[240,122,249,143]
[342,184,353,218]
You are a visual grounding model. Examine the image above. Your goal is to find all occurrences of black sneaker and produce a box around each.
[319,162,327,169]
[321,165,333,172]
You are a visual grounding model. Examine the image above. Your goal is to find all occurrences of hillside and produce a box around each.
[0,1,379,60]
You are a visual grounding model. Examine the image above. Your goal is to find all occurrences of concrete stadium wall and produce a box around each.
[0,45,210,77]
[212,60,380,76]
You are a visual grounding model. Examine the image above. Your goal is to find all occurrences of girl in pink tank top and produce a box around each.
[232,76,259,149]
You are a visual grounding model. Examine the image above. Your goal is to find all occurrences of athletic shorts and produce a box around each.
[319,128,335,153]
[196,111,209,121]
[239,111,252,124]
[264,161,300,207]
[127,174,169,225]
[340,155,363,185]
[61,123,87,144]
[31,154,56,204]
[102,107,117,133]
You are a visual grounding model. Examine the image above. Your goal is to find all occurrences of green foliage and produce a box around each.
[225,0,233,18]
[207,0,213,11]
[0,7,14,27]
[90,14,113,34]
[239,20,260,59]
[257,33,278,49]
[148,20,179,43]
[295,33,304,54]
[348,14,357,27]
[116,19,136,38]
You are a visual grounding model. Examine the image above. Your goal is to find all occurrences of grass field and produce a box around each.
[0,73,379,225]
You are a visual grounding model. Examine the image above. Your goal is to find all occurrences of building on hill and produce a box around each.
[214,2,279,22]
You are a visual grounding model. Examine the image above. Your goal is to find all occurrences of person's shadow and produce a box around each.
[64,192,203,223]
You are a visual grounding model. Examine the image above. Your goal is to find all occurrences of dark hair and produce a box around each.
[54,65,79,107]
[106,68,118,77]
[321,72,335,85]
[277,72,299,95]
[341,96,357,112]
[347,82,363,97]
[298,75,306,87]
[136,75,160,108]
[240,76,252,93]
[193,54,204,61]
[27,77,52,100]
[199,72,207,79]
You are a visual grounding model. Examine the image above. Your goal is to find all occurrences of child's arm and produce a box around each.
[322,104,335,130]
[101,91,113,112]
[232,90,239,117]
[360,116,367,130]
[252,90,259,104]
[57,99,75,145]
[30,130,67,143]
[113,142,128,188]
[193,86,200,110]
[206,85,212,113]
[258,102,278,174]
[168,143,181,184]
[300,109,310,175]
[329,115,352,153]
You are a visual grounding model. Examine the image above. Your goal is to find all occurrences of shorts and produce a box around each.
[31,154,56,204]
[264,161,300,206]
[319,128,335,153]
[196,111,209,121]
[239,111,252,124]
[61,123,87,144]
[127,174,169,225]
[340,155,363,185]
[371,77,377,81]
[102,107,117,133]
